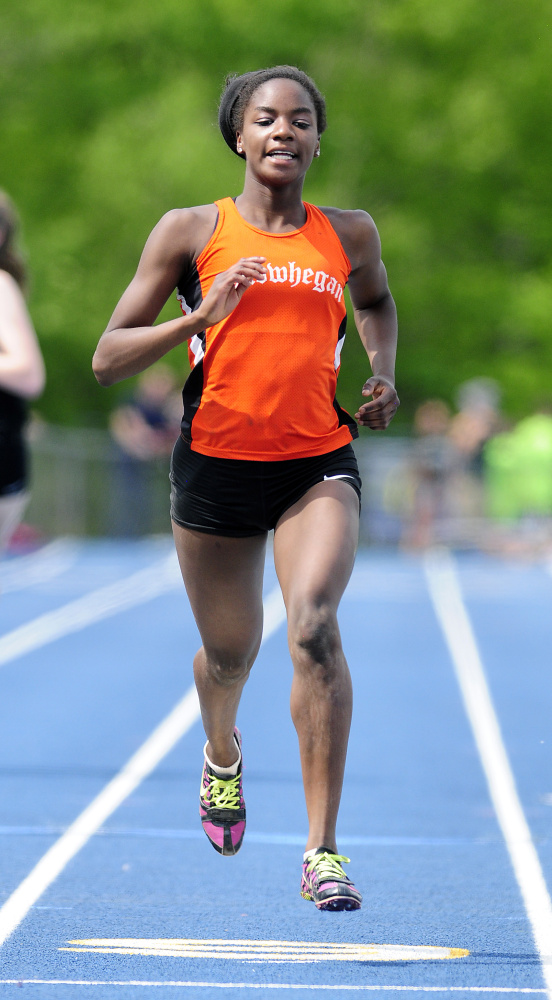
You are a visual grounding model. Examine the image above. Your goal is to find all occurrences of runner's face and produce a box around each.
[236,79,320,182]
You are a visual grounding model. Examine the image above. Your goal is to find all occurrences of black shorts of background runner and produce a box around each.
[170,436,361,537]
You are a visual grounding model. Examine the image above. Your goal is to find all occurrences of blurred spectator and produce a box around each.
[0,191,46,554]
[447,377,502,522]
[109,364,181,536]
[485,410,552,521]
[400,399,455,549]
[456,377,501,421]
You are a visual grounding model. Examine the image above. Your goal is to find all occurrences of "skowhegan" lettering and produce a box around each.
[256,261,343,302]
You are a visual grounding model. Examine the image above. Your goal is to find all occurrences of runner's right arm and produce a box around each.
[92,208,266,387]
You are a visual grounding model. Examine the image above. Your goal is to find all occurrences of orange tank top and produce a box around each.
[176,197,357,461]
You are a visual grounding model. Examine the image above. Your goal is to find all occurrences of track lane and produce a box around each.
[0,544,549,997]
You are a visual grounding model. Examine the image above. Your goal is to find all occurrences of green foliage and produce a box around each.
[1,0,550,426]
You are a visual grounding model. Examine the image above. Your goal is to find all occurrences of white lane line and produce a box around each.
[0,584,286,948]
[0,553,182,667]
[425,549,552,999]
[59,937,469,961]
[0,539,78,594]
[0,980,546,992]
[0,685,199,948]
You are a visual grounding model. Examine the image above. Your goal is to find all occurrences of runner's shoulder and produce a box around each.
[318,206,379,240]
[316,207,380,268]
[151,204,219,260]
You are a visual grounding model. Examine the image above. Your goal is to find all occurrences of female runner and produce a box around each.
[93,66,399,911]
[0,192,46,553]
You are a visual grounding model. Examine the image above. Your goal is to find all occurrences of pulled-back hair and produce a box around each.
[0,191,27,290]
[218,66,327,158]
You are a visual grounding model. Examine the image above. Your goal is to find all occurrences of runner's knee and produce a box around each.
[199,640,260,687]
[289,604,341,675]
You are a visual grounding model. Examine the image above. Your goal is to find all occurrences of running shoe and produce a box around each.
[300,847,362,910]
[199,728,245,856]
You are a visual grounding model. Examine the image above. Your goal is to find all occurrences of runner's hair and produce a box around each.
[0,191,27,290]
[218,66,327,158]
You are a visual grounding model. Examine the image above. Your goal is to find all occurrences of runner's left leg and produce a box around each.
[273,480,359,854]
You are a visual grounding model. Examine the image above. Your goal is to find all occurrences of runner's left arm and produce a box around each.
[340,210,399,430]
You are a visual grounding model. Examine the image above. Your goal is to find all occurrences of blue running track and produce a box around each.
[0,537,551,998]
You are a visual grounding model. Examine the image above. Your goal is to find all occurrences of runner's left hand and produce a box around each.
[355,376,400,430]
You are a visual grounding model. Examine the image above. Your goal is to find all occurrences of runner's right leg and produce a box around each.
[172,523,267,853]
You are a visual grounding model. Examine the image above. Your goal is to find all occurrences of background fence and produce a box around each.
[18,423,552,558]
[24,427,412,545]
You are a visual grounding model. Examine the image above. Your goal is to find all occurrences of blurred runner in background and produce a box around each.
[0,192,45,554]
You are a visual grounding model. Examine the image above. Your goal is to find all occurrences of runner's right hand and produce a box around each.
[196,257,267,328]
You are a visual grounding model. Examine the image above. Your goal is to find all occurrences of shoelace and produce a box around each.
[306,851,351,882]
[203,772,241,810]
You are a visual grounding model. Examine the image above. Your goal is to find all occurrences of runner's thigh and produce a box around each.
[172,522,267,655]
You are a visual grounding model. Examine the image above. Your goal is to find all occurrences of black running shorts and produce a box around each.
[170,436,361,537]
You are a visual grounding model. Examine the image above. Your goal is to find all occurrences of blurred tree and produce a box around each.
[1,0,550,426]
